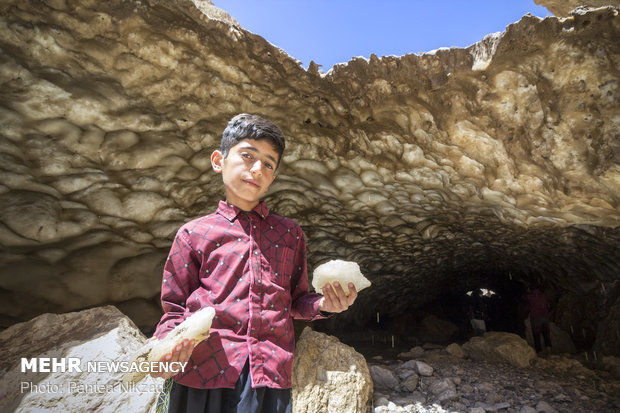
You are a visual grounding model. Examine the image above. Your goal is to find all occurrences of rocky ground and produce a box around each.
[361,343,620,413]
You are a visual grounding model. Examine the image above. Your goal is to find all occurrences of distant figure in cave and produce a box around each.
[524,283,552,354]
[469,289,487,336]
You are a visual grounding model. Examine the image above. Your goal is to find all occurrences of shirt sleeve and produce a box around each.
[153,226,201,339]
[290,225,331,321]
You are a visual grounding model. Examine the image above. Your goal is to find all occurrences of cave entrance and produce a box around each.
[435,274,530,342]
[462,284,525,338]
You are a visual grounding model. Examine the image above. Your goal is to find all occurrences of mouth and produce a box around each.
[243,179,260,188]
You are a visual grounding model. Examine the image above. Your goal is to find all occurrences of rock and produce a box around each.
[519,406,537,413]
[462,332,536,368]
[0,306,160,413]
[602,355,620,379]
[411,391,426,404]
[416,315,460,344]
[477,382,495,393]
[535,400,559,413]
[292,328,372,413]
[429,378,457,402]
[398,346,426,359]
[403,374,419,391]
[375,396,390,407]
[415,361,434,377]
[470,408,486,413]
[369,365,400,390]
[445,343,465,358]
[524,319,576,354]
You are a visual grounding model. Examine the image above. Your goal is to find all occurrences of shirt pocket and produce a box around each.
[268,245,294,288]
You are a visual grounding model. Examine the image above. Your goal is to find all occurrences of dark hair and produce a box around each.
[220,113,286,168]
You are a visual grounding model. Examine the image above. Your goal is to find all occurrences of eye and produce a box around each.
[265,162,274,170]
[241,152,252,159]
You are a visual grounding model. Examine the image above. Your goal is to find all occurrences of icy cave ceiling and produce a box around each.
[0,0,618,327]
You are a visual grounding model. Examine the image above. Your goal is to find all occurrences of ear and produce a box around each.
[211,150,223,173]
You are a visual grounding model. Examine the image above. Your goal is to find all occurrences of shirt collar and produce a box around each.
[216,200,270,222]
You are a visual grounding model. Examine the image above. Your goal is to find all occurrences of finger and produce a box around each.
[323,283,343,310]
[177,339,195,363]
[346,283,358,305]
[331,282,349,308]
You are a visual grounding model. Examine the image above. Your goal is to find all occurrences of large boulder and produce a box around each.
[524,319,577,354]
[462,332,536,368]
[292,328,372,413]
[0,306,161,413]
[417,315,460,345]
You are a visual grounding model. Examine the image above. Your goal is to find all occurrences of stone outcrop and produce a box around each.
[0,306,161,413]
[292,328,372,413]
[535,0,620,16]
[462,332,537,367]
[0,0,618,355]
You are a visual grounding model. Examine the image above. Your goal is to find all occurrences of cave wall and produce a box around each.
[0,0,618,352]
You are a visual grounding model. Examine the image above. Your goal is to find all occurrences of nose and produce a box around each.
[250,159,263,175]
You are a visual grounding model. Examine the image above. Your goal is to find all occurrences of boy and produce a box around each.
[151,114,357,413]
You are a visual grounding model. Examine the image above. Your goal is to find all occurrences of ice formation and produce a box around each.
[312,260,372,296]
[122,306,215,384]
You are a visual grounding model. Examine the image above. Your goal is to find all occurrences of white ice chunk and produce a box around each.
[312,259,371,295]
[122,306,215,384]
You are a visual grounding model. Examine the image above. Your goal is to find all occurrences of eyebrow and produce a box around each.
[243,145,278,164]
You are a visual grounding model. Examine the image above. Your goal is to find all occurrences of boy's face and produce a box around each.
[211,139,279,211]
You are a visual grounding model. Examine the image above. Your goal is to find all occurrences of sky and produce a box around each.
[211,1,551,71]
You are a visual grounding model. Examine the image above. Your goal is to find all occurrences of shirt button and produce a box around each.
[238,238,241,241]
[254,251,259,255]
[216,243,220,247]
[270,226,273,229]
[275,244,278,248]
[253,225,256,229]
[237,321,241,325]
[257,279,261,284]
[193,365,198,370]
[275,273,278,276]
[220,370,224,375]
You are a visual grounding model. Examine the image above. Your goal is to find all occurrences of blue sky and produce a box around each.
[211,1,551,71]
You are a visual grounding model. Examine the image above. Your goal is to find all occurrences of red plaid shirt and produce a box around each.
[154,200,327,389]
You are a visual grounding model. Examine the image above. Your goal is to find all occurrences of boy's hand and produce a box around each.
[319,282,357,313]
[150,338,195,379]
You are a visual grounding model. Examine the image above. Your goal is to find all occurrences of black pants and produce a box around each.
[531,316,551,352]
[158,359,291,413]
